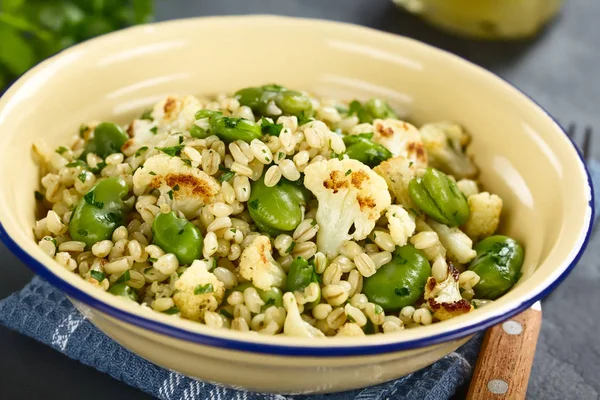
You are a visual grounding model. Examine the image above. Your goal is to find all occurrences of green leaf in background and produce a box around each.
[0,0,155,93]
[0,23,36,75]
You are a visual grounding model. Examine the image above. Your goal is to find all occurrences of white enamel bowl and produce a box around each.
[0,15,593,394]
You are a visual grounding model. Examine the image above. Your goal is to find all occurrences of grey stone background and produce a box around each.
[0,0,598,399]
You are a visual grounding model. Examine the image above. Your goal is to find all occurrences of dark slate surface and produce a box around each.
[1,0,599,399]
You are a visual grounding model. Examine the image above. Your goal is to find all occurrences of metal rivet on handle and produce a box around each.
[487,379,509,395]
[502,320,523,335]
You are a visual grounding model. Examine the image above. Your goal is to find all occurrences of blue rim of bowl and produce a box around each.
[0,18,594,357]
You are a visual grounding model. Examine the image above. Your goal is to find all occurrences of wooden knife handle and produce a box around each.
[466,303,542,400]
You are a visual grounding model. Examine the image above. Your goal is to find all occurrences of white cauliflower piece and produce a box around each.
[419,122,478,179]
[238,235,286,291]
[456,179,479,198]
[372,119,428,165]
[282,292,325,338]
[304,158,391,257]
[133,154,220,218]
[386,205,416,247]
[152,95,203,133]
[121,118,162,158]
[428,220,476,264]
[424,265,472,321]
[463,192,503,241]
[336,323,366,337]
[173,260,225,322]
[373,156,423,209]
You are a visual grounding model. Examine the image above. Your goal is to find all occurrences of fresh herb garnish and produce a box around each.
[374,304,384,315]
[150,126,158,134]
[181,159,192,166]
[55,146,68,155]
[77,171,87,183]
[194,283,214,295]
[219,169,235,182]
[155,145,184,157]
[115,270,131,284]
[147,258,157,263]
[261,119,283,136]
[134,146,148,157]
[346,314,356,323]
[248,199,259,210]
[83,190,103,208]
[140,110,153,121]
[167,190,174,200]
[219,309,233,319]
[149,171,157,176]
[173,184,180,191]
[34,191,44,201]
[163,307,180,315]
[345,169,352,176]
[77,228,88,237]
[394,287,410,296]
[79,124,88,137]
[178,228,184,235]
[278,152,285,160]
[90,270,106,282]
[286,241,296,254]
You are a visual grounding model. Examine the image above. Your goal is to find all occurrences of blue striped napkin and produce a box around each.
[1,159,597,400]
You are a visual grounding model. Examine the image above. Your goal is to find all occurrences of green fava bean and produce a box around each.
[259,287,284,309]
[343,133,393,167]
[348,98,398,123]
[286,257,320,309]
[409,167,469,227]
[212,116,262,143]
[81,122,128,159]
[108,282,138,302]
[274,90,313,116]
[152,211,203,265]
[469,235,525,300]
[362,244,430,312]
[248,177,306,235]
[69,176,129,248]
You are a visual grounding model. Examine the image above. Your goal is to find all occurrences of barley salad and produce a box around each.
[32,84,525,338]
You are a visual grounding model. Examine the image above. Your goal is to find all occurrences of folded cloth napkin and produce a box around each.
[1,159,598,400]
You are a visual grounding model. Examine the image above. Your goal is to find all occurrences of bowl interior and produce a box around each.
[0,16,592,352]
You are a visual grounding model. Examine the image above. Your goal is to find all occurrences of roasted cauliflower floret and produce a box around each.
[173,260,225,322]
[372,119,428,165]
[304,158,391,257]
[420,122,478,179]
[238,235,286,291]
[428,219,476,264]
[463,192,503,241]
[424,264,472,321]
[282,292,325,338]
[456,179,479,198]
[386,205,416,247]
[373,156,423,209]
[132,154,220,218]
[336,323,366,337]
[152,95,203,133]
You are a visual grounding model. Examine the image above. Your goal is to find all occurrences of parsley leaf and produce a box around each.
[55,146,68,155]
[140,109,153,121]
[345,169,352,176]
[77,228,88,237]
[194,283,214,295]
[149,171,157,176]
[167,190,174,200]
[219,169,235,182]
[181,159,192,166]
[115,270,131,284]
[150,126,158,134]
[173,184,180,191]
[79,124,88,137]
[297,110,314,126]
[34,191,44,201]
[77,171,87,183]
[155,145,184,157]
[394,287,410,297]
[83,190,103,208]
[163,307,180,315]
[90,270,105,282]
[219,309,233,319]
[286,241,296,254]
[261,119,283,136]
[134,146,148,157]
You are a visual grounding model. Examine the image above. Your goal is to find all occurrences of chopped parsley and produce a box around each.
[181,159,192,166]
[297,110,314,126]
[79,124,88,137]
[346,314,356,323]
[163,307,180,315]
[155,144,184,157]
[194,283,214,295]
[115,270,131,284]
[77,228,88,237]
[104,212,121,224]
[409,161,414,167]
[178,135,184,144]
[345,169,352,176]
[178,228,184,235]
[83,190,103,209]
[149,171,157,176]
[286,241,296,254]
[248,199,259,210]
[374,304,384,315]
[261,119,283,136]
[147,257,157,263]
[90,270,105,282]
[55,146,68,155]
[330,151,344,160]
[90,161,107,174]
[140,109,153,121]
[66,160,88,168]
[43,237,57,247]
[34,191,44,201]
[173,184,180,191]
[150,126,158,134]
[394,287,410,297]
[219,309,233,319]
[278,152,285,161]
[167,190,174,200]
[134,146,148,157]
[143,267,154,273]
[219,168,235,182]
[77,171,87,183]
[310,220,317,227]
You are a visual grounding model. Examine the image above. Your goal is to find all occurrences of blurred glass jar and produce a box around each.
[393,0,563,39]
